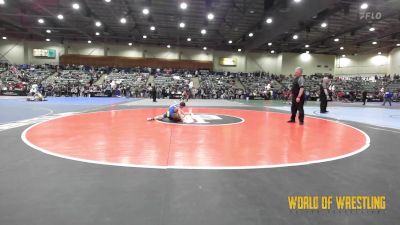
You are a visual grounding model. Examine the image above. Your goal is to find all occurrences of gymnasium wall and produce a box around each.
[60,55,213,70]
[335,54,389,76]
[67,42,104,56]
[213,51,246,73]
[0,40,63,65]
[0,39,24,64]
[280,53,335,76]
[144,46,179,60]
[246,53,282,74]
[27,41,64,65]
[388,47,400,75]
[106,44,143,58]
[180,49,213,61]
[1,39,400,75]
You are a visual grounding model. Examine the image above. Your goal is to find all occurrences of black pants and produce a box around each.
[362,97,367,105]
[320,95,328,112]
[291,98,305,122]
[152,92,157,102]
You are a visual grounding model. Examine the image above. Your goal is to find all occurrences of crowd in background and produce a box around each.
[1,63,399,103]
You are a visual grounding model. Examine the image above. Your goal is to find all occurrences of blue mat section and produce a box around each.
[270,106,400,130]
[33,97,130,105]
[0,106,52,124]
[0,97,139,124]
[0,97,132,105]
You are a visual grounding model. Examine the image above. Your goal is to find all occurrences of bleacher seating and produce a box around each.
[1,63,399,101]
[104,72,149,88]
[0,66,54,95]
[199,74,241,99]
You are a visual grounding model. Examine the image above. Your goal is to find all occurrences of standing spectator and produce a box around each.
[105,82,112,97]
[288,67,305,125]
[320,77,330,113]
[89,76,94,86]
[362,90,368,105]
[382,90,393,106]
[151,84,157,102]
[162,87,166,99]
[134,86,139,98]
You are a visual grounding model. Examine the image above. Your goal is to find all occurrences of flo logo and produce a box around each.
[159,114,244,126]
[359,11,382,21]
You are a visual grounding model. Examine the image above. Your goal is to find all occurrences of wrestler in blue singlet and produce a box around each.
[165,104,178,119]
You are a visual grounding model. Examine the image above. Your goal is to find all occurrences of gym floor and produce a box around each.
[0,97,399,225]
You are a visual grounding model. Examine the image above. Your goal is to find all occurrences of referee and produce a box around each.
[288,67,305,125]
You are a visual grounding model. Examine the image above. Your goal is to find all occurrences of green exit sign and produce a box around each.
[47,49,56,58]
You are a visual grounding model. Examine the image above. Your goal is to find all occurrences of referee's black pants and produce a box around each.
[290,98,305,122]
[320,95,328,112]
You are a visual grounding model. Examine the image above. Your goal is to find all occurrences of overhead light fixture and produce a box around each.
[95,21,102,27]
[305,51,310,54]
[207,13,214,20]
[334,38,339,42]
[46,29,51,34]
[238,48,242,52]
[201,29,207,35]
[105,0,111,2]
[305,44,310,48]
[342,54,346,57]
[293,34,298,40]
[57,14,64,20]
[120,18,127,24]
[150,26,155,31]
[167,45,171,48]
[128,43,132,46]
[0,0,5,5]
[372,41,377,45]
[266,18,273,24]
[38,18,44,24]
[360,3,368,10]
[294,0,302,3]
[180,2,188,10]
[143,35,147,39]
[248,33,254,37]
[270,50,275,54]
[321,22,327,28]
[340,46,344,50]
[72,3,80,10]
[2,36,7,40]
[397,43,400,46]
[268,42,272,46]
[95,32,100,36]
[203,46,207,50]
[228,40,233,44]
[179,22,185,28]
[88,40,92,44]
[142,8,149,15]
[378,52,382,55]
[187,37,191,42]
[46,38,51,42]
[369,27,375,31]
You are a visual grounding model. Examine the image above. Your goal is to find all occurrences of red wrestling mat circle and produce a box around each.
[22,108,369,169]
